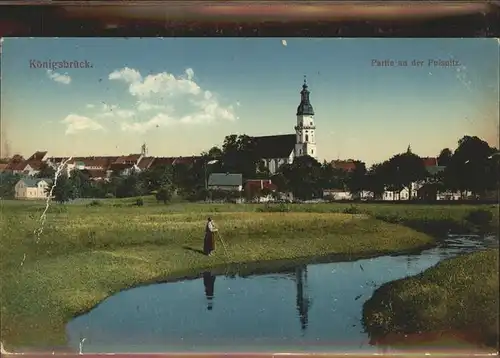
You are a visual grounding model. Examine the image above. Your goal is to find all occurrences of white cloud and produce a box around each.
[98,103,135,119]
[120,113,175,133]
[109,67,201,98]
[86,104,95,108]
[47,69,71,84]
[136,101,167,112]
[108,67,142,84]
[108,67,238,133]
[185,68,194,80]
[61,114,104,135]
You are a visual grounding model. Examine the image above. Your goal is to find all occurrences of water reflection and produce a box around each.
[294,266,311,333]
[203,271,216,311]
[66,235,498,353]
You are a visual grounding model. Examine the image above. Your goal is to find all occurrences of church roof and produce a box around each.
[296,78,314,116]
[252,134,296,159]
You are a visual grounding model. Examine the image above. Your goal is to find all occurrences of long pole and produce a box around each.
[217,232,230,259]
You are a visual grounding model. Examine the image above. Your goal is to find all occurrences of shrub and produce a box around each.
[343,205,361,214]
[155,186,173,204]
[465,209,493,229]
[88,200,102,207]
[135,198,144,207]
[257,202,290,213]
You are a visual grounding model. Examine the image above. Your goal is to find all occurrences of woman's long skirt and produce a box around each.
[204,232,215,255]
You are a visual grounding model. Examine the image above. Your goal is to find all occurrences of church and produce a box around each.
[252,77,318,174]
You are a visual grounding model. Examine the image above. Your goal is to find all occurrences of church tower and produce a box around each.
[294,76,317,159]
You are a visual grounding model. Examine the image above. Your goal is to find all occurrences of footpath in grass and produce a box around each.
[362,248,499,349]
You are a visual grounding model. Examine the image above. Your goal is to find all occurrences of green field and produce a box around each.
[363,249,499,349]
[0,198,498,350]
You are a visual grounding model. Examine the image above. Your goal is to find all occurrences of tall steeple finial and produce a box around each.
[297,75,314,116]
[406,144,412,154]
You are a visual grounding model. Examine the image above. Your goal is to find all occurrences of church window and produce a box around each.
[299,149,302,155]
[305,134,309,142]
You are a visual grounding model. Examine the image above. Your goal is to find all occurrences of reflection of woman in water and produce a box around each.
[203,271,216,310]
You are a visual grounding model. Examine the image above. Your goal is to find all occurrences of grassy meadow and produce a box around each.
[0,197,498,350]
[363,249,499,349]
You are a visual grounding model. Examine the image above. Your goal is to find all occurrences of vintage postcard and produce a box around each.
[0,38,498,354]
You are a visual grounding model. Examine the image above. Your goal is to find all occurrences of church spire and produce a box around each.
[296,75,314,116]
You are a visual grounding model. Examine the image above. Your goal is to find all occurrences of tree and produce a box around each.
[346,161,367,198]
[48,173,75,203]
[245,183,261,202]
[364,163,386,199]
[443,136,496,197]
[202,146,223,160]
[69,169,92,198]
[36,162,56,179]
[437,148,453,167]
[281,156,323,200]
[270,172,289,193]
[115,172,146,198]
[140,164,173,193]
[0,172,21,199]
[384,151,428,199]
[155,186,173,204]
[320,162,347,191]
[221,134,260,179]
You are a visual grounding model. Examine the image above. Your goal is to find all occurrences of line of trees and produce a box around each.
[0,135,497,203]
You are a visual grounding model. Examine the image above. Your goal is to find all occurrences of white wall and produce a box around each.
[262,152,293,174]
[14,180,50,200]
[295,114,317,159]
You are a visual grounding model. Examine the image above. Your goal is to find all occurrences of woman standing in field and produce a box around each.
[204,217,218,256]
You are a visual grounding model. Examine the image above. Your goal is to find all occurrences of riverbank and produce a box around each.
[0,199,497,350]
[362,248,499,349]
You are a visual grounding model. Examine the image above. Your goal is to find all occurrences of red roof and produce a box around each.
[331,160,356,172]
[109,163,135,171]
[0,163,8,171]
[58,156,118,170]
[80,157,115,169]
[173,156,202,165]
[85,169,107,179]
[27,151,48,161]
[137,157,156,170]
[113,154,141,165]
[10,161,29,171]
[150,157,176,167]
[149,156,202,168]
[422,157,438,167]
[25,161,44,170]
[245,179,277,191]
[4,155,25,171]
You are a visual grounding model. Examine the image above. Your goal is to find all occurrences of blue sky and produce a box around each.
[1,38,498,165]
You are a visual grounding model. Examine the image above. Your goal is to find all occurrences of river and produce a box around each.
[66,235,498,354]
